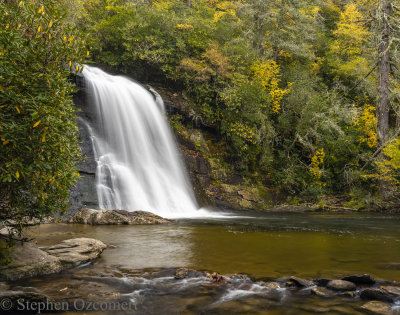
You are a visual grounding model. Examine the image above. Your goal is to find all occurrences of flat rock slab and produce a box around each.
[0,238,106,281]
[0,242,62,281]
[43,238,107,268]
[66,208,172,225]
[361,301,392,315]
[326,280,356,291]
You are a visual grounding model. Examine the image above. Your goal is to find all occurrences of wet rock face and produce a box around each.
[360,288,395,303]
[175,130,274,211]
[287,276,314,288]
[69,91,98,214]
[381,286,400,297]
[66,208,172,225]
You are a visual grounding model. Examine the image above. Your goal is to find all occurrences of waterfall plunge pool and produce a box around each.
[26,211,400,280]
[19,212,400,314]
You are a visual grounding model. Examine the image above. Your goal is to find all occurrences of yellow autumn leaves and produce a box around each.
[228,122,257,145]
[310,148,326,188]
[252,60,292,113]
[354,104,377,148]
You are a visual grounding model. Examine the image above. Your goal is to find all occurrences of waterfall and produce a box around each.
[82,66,199,218]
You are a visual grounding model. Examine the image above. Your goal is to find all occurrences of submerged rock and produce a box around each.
[337,290,357,298]
[342,274,375,285]
[0,282,9,291]
[0,290,50,311]
[376,263,400,270]
[315,278,331,287]
[360,288,394,303]
[43,238,107,268]
[360,301,392,315]
[326,280,356,291]
[66,208,172,225]
[311,287,335,298]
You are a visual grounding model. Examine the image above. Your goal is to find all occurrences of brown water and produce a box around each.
[29,212,400,280]
[18,212,400,314]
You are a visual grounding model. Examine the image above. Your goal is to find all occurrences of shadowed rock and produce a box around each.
[0,291,50,311]
[337,290,356,298]
[66,208,172,225]
[315,278,331,287]
[342,274,375,285]
[360,288,394,303]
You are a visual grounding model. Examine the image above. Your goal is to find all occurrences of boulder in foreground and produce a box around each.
[66,208,172,225]
[0,238,106,281]
[0,241,62,281]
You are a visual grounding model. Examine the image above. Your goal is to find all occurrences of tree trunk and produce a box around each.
[377,0,391,196]
[254,13,263,57]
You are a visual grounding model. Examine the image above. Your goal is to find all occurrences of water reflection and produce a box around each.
[28,212,400,280]
[28,224,195,269]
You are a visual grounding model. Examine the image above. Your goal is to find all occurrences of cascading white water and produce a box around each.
[82,66,200,218]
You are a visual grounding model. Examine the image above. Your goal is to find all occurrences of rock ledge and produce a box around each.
[66,208,173,225]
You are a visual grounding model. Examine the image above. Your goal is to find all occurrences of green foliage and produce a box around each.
[76,0,400,202]
[0,0,86,234]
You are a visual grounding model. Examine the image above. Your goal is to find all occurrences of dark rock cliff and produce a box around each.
[157,87,275,211]
[68,90,98,215]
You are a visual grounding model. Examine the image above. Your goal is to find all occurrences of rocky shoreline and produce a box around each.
[1,209,399,313]
[1,262,399,314]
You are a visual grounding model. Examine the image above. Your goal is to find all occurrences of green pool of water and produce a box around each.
[29,212,400,280]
